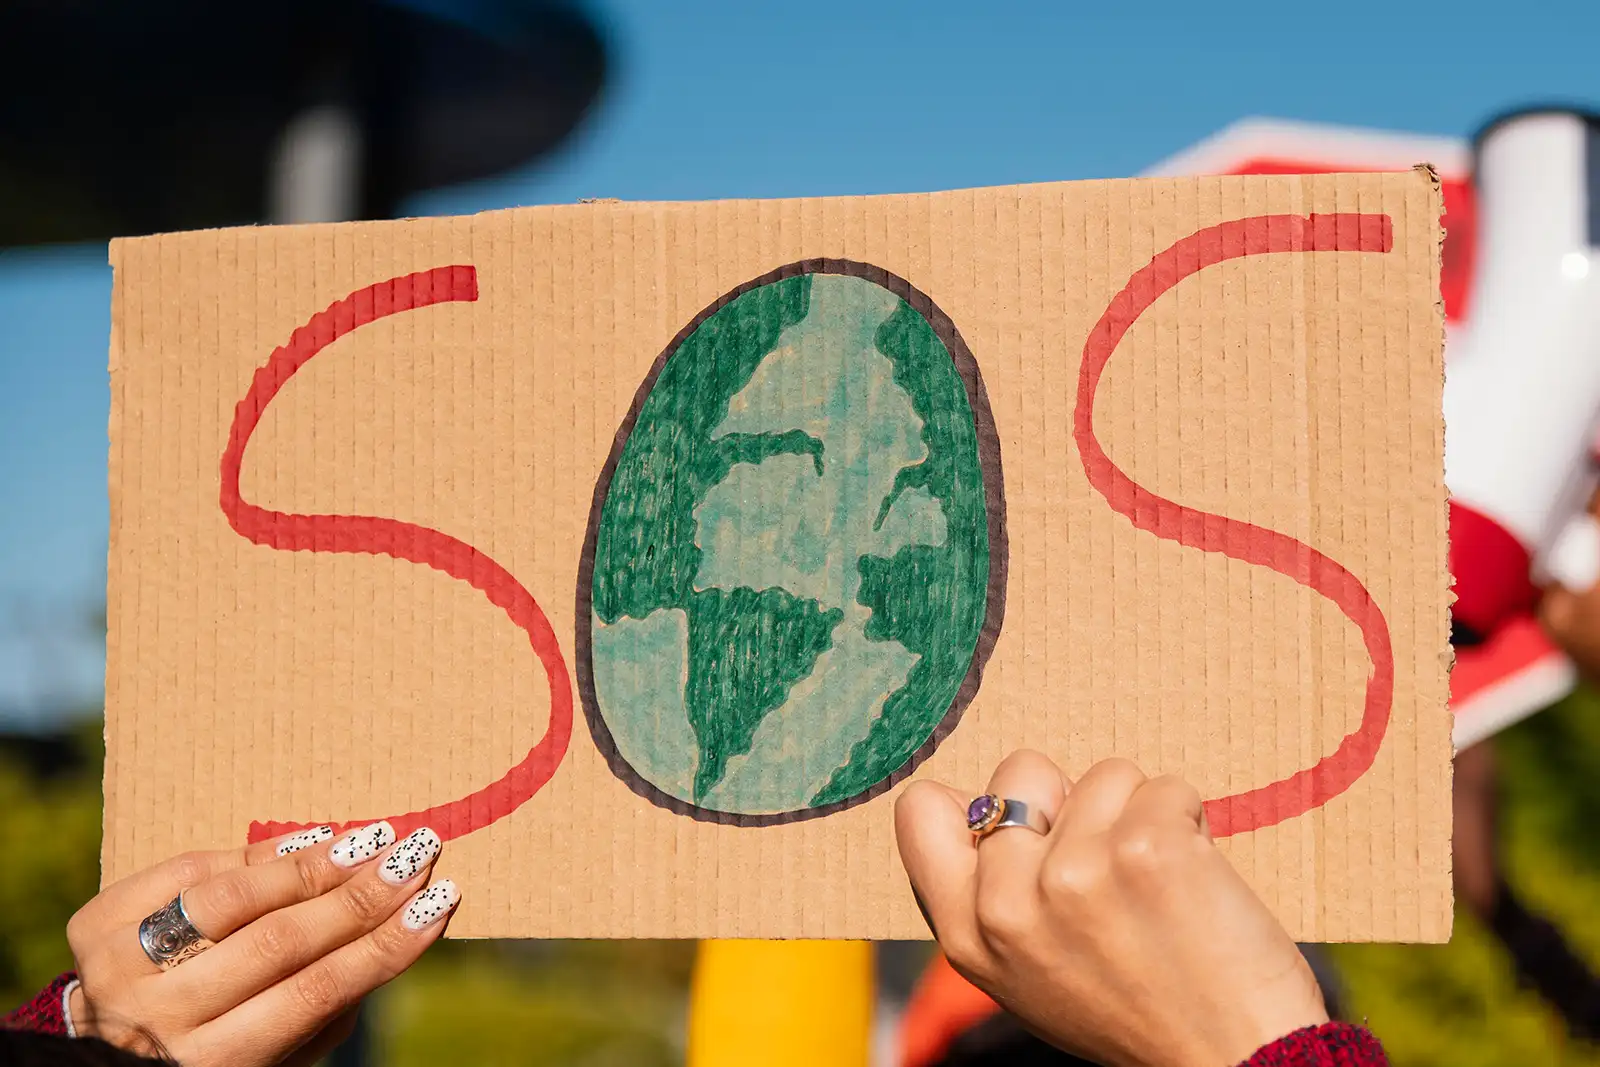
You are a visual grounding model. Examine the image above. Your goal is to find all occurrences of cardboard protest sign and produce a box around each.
[104,170,1451,941]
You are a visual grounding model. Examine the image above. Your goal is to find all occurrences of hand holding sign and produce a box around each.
[63,825,457,1066]
[896,751,1329,1067]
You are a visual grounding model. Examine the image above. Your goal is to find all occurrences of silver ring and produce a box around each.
[966,794,1050,839]
[138,894,216,970]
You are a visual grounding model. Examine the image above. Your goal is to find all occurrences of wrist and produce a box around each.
[1236,1022,1387,1067]
[1216,992,1330,1067]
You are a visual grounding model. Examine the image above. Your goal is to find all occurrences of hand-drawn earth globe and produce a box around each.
[578,260,1006,824]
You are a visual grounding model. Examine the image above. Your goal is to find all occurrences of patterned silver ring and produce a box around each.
[138,894,216,970]
[966,794,1050,839]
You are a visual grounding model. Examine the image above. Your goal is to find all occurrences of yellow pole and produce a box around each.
[686,939,875,1067]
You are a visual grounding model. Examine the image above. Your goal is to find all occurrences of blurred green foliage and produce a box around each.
[0,715,103,1009]
[2,688,1599,1065]
[1331,685,1600,1066]
[377,939,691,1067]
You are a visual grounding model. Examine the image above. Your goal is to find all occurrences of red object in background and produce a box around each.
[1451,612,1576,749]
[899,954,999,1067]
[1447,499,1539,641]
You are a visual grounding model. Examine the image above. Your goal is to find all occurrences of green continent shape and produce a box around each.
[692,276,942,807]
[809,300,990,807]
[591,274,816,622]
[683,588,843,800]
[590,271,990,813]
[591,274,846,807]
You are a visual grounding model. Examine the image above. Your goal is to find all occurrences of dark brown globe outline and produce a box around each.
[575,258,1009,827]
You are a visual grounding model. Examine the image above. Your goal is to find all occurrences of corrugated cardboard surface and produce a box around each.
[105,171,1450,941]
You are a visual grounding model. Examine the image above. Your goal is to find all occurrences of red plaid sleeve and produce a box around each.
[1241,1023,1388,1067]
[2,972,77,1036]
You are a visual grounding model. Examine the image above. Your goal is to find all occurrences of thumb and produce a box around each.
[894,781,978,945]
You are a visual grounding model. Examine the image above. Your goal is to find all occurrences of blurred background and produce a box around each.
[2,1,1600,1065]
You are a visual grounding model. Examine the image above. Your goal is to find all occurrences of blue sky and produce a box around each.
[1,0,1596,724]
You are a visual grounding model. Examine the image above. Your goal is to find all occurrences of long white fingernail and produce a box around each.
[329,821,395,868]
[403,879,460,931]
[275,826,334,856]
[380,828,442,885]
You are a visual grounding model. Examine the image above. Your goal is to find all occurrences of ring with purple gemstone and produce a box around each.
[966,794,1048,839]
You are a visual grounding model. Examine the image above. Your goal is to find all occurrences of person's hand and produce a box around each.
[1540,536,1600,682]
[895,751,1327,1067]
[1537,486,1600,677]
[1538,583,1600,676]
[64,821,460,1066]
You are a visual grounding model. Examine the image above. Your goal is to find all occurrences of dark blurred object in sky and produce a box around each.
[0,731,91,781]
[0,0,609,248]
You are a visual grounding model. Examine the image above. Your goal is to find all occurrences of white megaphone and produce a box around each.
[1445,106,1600,642]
